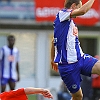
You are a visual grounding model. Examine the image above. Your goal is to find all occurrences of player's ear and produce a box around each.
[71,3,77,9]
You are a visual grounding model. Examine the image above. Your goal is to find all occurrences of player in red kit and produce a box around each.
[0,87,53,100]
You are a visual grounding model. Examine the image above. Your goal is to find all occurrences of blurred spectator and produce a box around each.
[0,35,20,92]
[81,75,92,100]
[57,81,71,100]
[91,55,100,100]
[0,0,11,3]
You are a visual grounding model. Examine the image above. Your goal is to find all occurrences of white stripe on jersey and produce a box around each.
[66,20,84,63]
[53,9,84,64]
[59,10,71,22]
[0,45,19,80]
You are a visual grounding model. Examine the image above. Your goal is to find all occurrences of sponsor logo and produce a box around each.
[8,55,15,62]
[36,7,60,17]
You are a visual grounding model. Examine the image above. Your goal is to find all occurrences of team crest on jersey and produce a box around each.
[8,55,15,62]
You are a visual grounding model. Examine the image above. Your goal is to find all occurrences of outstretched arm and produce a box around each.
[71,0,95,17]
[24,87,53,99]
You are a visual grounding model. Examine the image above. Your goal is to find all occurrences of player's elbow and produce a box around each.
[79,10,87,15]
[79,8,89,15]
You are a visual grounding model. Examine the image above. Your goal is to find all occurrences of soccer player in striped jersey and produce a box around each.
[0,87,53,100]
[51,0,99,100]
[0,35,20,92]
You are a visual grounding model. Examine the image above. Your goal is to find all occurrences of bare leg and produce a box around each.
[8,81,16,90]
[1,85,6,92]
[71,88,83,100]
[92,60,100,75]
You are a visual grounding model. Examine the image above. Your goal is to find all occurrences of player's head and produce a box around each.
[7,35,15,47]
[64,0,82,9]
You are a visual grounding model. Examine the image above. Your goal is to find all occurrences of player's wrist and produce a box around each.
[38,88,44,94]
[51,60,54,63]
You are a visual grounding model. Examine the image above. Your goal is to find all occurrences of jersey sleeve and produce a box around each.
[0,48,3,60]
[6,88,28,100]
[59,10,72,22]
[0,48,4,60]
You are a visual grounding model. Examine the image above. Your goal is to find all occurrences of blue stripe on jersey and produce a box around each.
[10,48,13,78]
[1,48,4,78]
[53,13,71,63]
[75,37,81,60]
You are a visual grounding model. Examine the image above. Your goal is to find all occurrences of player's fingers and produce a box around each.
[51,62,58,72]
[44,94,53,99]
[53,64,58,72]
[54,64,58,71]
[52,64,54,70]
[55,67,58,72]
[43,93,53,99]
[52,65,56,71]
[43,90,53,97]
[51,62,55,70]
[42,92,53,99]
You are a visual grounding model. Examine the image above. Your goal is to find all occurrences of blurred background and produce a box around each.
[0,0,100,100]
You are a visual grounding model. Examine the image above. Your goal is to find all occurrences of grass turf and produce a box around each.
[28,94,37,100]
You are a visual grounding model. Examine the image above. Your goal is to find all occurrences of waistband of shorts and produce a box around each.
[58,61,77,65]
[58,54,84,65]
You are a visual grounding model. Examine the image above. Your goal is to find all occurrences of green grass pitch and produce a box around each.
[28,95,37,100]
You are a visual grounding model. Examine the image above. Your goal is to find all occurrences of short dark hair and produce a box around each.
[64,0,81,8]
[7,35,15,40]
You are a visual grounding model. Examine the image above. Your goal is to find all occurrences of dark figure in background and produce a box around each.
[92,55,100,100]
[0,35,20,92]
[57,82,71,100]
[0,0,11,3]
[81,75,92,100]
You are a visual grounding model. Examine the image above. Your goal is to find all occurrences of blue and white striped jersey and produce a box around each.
[53,9,84,64]
[0,45,19,80]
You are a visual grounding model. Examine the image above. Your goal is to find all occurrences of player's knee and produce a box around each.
[76,93,83,99]
[72,92,83,100]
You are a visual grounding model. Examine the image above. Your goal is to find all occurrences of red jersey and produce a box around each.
[0,88,28,100]
[92,75,100,88]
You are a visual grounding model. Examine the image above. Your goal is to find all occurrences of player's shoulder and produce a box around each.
[13,47,19,52]
[1,45,7,50]
[59,8,72,13]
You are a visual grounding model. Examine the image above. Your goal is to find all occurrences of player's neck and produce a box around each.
[8,45,13,49]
